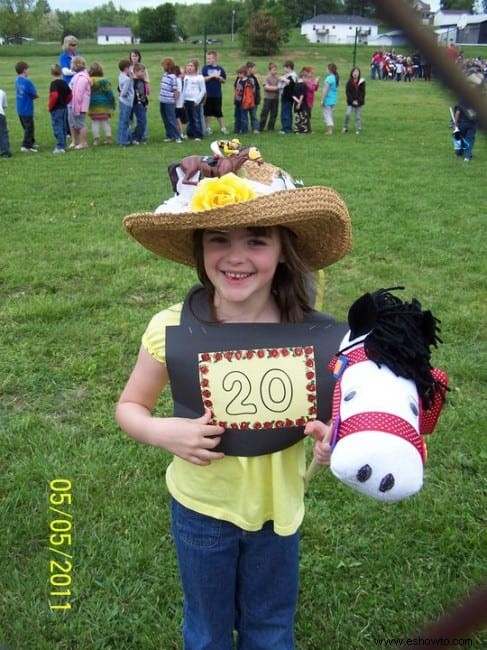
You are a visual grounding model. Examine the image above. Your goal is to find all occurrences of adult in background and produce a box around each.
[59,35,79,85]
[202,50,229,135]
[59,35,79,137]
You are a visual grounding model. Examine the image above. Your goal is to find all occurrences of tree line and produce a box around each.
[1,0,484,45]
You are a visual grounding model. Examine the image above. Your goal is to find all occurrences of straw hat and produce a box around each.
[123,161,352,271]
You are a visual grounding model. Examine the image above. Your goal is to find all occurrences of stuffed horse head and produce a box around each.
[328,288,448,502]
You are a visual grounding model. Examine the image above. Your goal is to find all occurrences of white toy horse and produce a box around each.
[309,288,448,503]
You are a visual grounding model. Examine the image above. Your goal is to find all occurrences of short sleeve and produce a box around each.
[141,303,182,364]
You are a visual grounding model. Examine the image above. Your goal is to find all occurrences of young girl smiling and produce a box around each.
[117,164,352,649]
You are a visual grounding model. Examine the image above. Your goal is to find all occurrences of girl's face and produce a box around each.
[202,227,283,319]
[186,62,196,74]
[352,68,360,80]
[130,51,140,63]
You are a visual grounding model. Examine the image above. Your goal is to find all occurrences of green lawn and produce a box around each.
[1,38,486,649]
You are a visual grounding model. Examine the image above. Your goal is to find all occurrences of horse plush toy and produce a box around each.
[310,288,448,503]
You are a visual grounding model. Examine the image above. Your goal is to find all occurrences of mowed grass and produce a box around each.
[0,39,486,649]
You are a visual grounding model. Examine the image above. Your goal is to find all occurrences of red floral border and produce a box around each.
[198,346,317,429]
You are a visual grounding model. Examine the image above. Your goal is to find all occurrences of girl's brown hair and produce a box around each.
[192,226,315,323]
[89,61,103,77]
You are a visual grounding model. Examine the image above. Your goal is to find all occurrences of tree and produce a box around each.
[240,9,287,55]
[0,0,35,40]
[137,4,177,43]
[440,0,475,9]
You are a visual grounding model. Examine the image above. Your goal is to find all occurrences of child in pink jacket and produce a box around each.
[69,56,91,149]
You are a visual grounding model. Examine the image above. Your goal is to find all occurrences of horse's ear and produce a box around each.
[348,292,377,338]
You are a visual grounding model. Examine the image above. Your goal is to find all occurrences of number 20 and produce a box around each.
[223,369,293,415]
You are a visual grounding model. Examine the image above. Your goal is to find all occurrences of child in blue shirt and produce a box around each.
[15,61,39,152]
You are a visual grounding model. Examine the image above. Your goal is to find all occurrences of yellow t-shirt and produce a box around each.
[142,304,306,536]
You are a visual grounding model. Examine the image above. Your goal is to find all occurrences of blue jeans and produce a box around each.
[0,114,11,155]
[132,103,147,142]
[171,498,299,650]
[160,101,180,140]
[117,101,132,145]
[184,101,203,139]
[280,99,293,133]
[50,108,67,150]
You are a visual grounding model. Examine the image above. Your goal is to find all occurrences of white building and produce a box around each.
[301,14,379,45]
[97,26,133,45]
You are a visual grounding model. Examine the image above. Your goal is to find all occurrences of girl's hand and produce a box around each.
[150,409,225,466]
[304,420,332,466]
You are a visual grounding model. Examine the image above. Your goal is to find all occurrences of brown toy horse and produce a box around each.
[168,146,264,193]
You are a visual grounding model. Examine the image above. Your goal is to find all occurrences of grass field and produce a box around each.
[1,36,486,649]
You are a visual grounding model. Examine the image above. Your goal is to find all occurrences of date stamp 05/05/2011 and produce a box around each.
[48,479,73,612]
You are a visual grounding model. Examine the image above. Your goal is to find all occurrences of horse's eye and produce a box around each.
[344,390,356,402]
[409,401,419,416]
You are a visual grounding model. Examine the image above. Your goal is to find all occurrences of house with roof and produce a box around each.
[456,14,487,45]
[97,26,133,45]
[300,14,379,45]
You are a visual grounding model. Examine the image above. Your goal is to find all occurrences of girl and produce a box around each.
[322,62,339,135]
[88,61,115,145]
[117,166,352,649]
[69,56,91,149]
[182,59,206,140]
[293,70,311,134]
[342,66,366,135]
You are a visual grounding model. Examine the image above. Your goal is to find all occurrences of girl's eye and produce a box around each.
[248,238,268,247]
[206,235,228,245]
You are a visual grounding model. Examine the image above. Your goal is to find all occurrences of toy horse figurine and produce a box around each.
[307,288,448,502]
[168,146,264,191]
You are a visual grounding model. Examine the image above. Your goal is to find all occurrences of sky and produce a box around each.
[48,0,441,14]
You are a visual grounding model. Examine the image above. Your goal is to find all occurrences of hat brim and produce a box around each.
[123,186,352,271]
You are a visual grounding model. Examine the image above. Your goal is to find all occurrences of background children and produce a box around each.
[48,63,72,154]
[245,61,261,133]
[69,56,91,150]
[293,70,310,134]
[15,61,38,152]
[232,65,248,134]
[117,59,134,146]
[117,165,352,649]
[88,61,115,146]
[159,57,180,144]
[181,59,205,141]
[452,67,484,162]
[132,62,149,145]
[342,66,366,135]
[259,62,279,132]
[322,62,339,135]
[278,60,297,134]
[202,50,229,135]
[0,86,12,157]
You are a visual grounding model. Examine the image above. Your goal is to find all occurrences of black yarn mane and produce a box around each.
[347,288,448,410]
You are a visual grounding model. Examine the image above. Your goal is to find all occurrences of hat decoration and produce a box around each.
[123,144,352,271]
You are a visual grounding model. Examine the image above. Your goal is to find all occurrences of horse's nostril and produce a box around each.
[379,474,395,492]
[357,464,372,483]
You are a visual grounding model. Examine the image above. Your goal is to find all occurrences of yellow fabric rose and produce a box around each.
[190,173,257,212]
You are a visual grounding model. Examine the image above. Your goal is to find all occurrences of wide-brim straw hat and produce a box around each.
[123,164,352,271]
